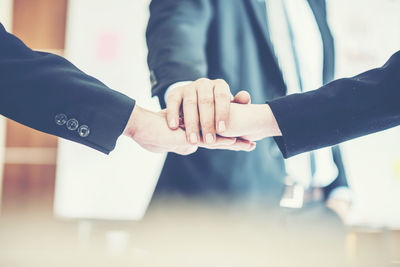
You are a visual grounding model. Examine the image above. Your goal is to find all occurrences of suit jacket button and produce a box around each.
[66,118,79,131]
[78,125,90,137]
[150,70,158,87]
[55,114,68,125]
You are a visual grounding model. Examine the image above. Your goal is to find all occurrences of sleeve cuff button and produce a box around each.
[78,125,90,137]
[66,118,79,131]
[55,114,68,125]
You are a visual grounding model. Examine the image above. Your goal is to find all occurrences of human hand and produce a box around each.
[165,78,232,145]
[123,105,255,155]
[218,102,282,141]
[174,88,281,143]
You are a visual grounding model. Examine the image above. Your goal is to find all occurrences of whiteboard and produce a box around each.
[54,0,165,220]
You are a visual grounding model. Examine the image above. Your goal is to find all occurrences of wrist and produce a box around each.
[264,104,282,137]
[123,104,144,139]
[223,103,282,140]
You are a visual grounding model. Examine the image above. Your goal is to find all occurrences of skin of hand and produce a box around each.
[205,90,281,141]
[218,102,282,141]
[166,78,232,145]
[123,105,256,155]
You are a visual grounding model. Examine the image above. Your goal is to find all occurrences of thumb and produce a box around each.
[232,90,251,104]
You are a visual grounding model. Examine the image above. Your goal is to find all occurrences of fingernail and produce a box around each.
[190,133,198,144]
[206,133,214,144]
[218,121,226,132]
[169,119,177,128]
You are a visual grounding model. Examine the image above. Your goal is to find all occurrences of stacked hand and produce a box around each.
[123,104,256,155]
[123,78,282,155]
[219,101,282,141]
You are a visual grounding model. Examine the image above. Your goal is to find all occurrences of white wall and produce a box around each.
[0,0,13,30]
[0,0,13,209]
[328,0,400,227]
[54,0,400,225]
[54,0,165,220]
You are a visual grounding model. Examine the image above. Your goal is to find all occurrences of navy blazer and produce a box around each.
[0,23,135,154]
[147,0,348,196]
[269,51,400,158]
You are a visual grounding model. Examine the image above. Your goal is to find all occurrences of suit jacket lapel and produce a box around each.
[245,0,284,79]
[249,0,334,85]
[245,0,272,47]
[307,0,335,83]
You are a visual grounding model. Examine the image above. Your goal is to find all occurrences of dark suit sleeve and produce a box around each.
[146,0,212,107]
[269,51,400,158]
[0,24,135,154]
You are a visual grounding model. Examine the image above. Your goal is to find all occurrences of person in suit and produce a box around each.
[0,23,252,155]
[146,0,350,213]
[219,50,400,158]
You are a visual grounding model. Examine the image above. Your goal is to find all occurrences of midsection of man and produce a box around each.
[147,0,287,200]
[146,0,349,211]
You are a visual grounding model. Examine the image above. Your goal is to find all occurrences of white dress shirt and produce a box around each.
[265,0,344,192]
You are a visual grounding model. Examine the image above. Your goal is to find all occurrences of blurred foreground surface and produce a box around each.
[0,197,399,267]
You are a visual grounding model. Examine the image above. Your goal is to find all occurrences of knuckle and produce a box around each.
[214,79,229,87]
[200,117,214,128]
[214,90,230,99]
[196,77,210,84]
[215,111,228,121]
[169,87,182,96]
[183,86,196,95]
[184,116,198,127]
[183,97,197,106]
[198,96,213,106]
[196,78,212,87]
[201,122,214,132]
[167,95,180,105]
[185,124,197,133]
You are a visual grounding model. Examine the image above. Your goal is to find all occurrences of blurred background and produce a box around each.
[0,0,399,266]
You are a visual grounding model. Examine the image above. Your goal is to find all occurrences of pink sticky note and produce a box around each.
[96,30,120,62]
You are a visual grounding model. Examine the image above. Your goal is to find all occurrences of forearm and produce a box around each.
[221,103,282,140]
[0,23,135,154]
[268,51,400,158]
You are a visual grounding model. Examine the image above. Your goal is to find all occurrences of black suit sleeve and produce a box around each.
[0,23,135,154]
[269,51,400,158]
[146,0,212,107]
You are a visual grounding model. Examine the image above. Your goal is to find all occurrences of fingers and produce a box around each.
[237,138,257,151]
[176,145,199,155]
[166,90,183,129]
[214,79,231,134]
[148,108,256,155]
[199,137,256,152]
[170,78,234,144]
[227,138,256,151]
[213,136,237,145]
[225,139,256,152]
[182,84,200,144]
[161,117,199,155]
[204,142,256,152]
[233,90,251,104]
[197,79,216,144]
